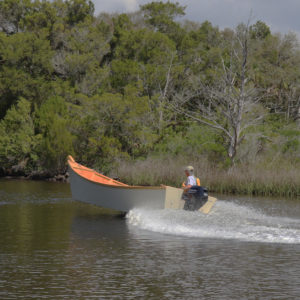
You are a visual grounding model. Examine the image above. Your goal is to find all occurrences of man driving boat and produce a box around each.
[182,165,200,192]
[182,166,206,211]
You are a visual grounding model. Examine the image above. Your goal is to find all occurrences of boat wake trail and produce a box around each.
[126,201,300,244]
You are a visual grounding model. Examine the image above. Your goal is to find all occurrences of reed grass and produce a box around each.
[112,156,300,198]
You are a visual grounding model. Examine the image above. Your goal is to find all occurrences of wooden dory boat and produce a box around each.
[67,156,217,214]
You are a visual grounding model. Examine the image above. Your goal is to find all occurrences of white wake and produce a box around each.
[126,201,300,244]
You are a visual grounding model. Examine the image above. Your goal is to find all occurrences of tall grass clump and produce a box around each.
[204,166,300,198]
[112,155,300,198]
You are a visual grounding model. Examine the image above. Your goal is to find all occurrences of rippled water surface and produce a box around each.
[0,179,299,299]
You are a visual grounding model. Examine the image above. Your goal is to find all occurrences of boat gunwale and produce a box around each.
[68,156,166,191]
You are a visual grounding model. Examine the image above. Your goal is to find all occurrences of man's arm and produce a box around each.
[183,184,192,192]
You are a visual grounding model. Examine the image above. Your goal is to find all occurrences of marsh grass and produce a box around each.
[113,156,300,198]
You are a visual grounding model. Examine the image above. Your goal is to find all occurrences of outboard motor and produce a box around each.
[183,186,209,211]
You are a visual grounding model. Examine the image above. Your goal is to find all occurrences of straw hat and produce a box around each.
[184,166,194,173]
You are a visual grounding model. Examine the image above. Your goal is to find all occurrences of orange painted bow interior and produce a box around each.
[67,155,129,187]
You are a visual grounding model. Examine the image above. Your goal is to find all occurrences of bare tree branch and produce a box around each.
[170,21,266,161]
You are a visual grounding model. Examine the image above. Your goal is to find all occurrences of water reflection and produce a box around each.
[0,186,73,254]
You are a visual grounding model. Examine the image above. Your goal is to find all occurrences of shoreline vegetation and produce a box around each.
[0,1,299,198]
[0,155,299,198]
[114,156,300,198]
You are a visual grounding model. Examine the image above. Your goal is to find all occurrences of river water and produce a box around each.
[0,179,299,299]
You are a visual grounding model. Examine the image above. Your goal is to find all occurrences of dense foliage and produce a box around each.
[0,0,299,191]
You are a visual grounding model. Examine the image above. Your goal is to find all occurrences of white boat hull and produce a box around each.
[69,167,166,211]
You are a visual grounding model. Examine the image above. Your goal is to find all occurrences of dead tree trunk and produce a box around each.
[172,22,265,163]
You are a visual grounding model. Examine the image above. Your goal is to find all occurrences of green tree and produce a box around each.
[0,98,41,172]
[140,1,185,43]
[0,31,53,76]
[250,32,300,120]
[52,19,110,93]
[66,0,94,26]
[0,30,54,116]
[250,20,271,40]
[69,84,159,171]
[0,0,33,34]
[20,0,59,34]
[140,1,185,34]
[179,21,221,83]
[35,96,74,174]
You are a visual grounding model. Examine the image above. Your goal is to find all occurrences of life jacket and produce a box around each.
[182,176,201,187]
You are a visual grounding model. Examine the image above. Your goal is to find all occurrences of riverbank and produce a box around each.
[113,156,300,198]
[1,156,299,198]
[0,171,69,183]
